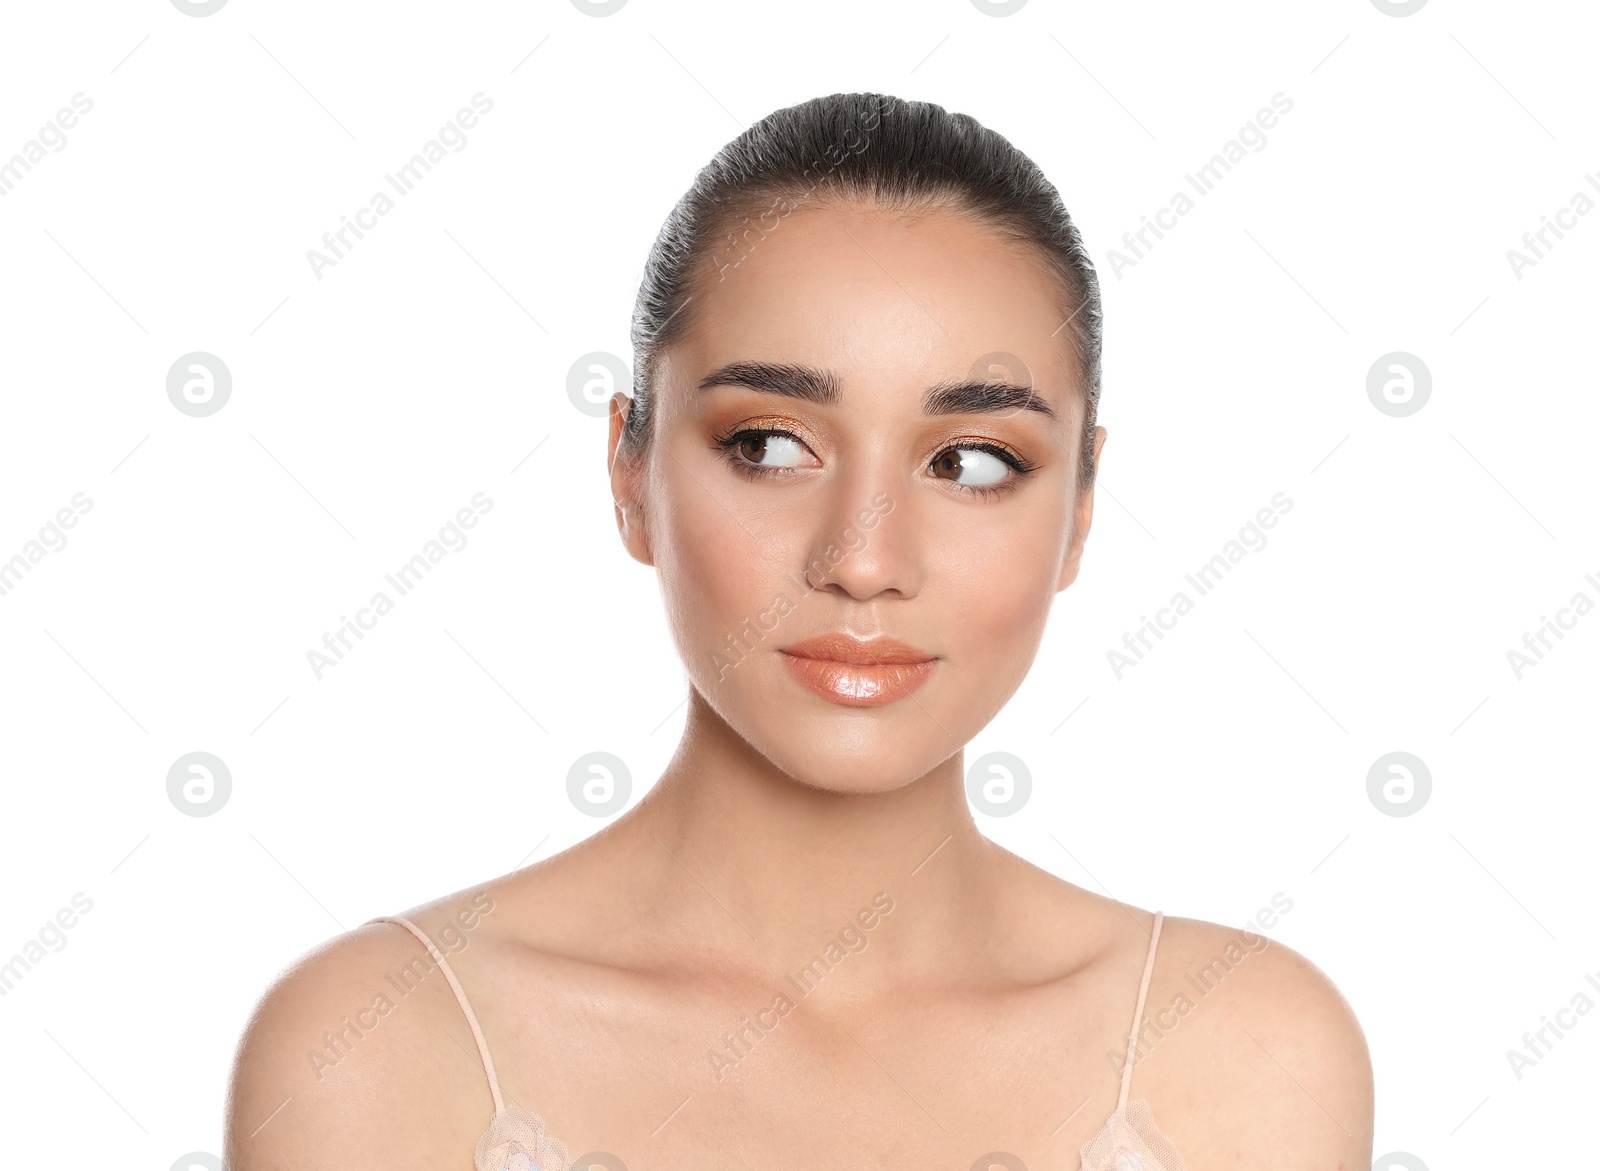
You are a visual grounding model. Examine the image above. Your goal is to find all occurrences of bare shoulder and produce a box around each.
[224,891,502,1171]
[972,856,1371,1164]
[1136,912,1375,1168]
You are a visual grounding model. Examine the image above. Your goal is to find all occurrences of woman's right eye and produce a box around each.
[718,429,815,470]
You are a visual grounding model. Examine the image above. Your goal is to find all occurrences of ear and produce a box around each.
[1056,425,1108,592]
[608,391,655,567]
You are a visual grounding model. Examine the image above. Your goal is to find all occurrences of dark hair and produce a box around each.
[624,91,1104,488]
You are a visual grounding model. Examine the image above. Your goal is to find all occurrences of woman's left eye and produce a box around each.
[929,443,1040,495]
[930,446,1014,488]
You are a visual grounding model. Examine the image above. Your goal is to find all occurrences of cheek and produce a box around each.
[942,503,1065,652]
[652,464,800,664]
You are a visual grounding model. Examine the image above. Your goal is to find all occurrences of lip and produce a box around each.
[778,634,937,707]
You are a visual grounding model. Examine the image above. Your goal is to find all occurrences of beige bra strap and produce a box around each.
[375,915,506,1116]
[1117,910,1164,1111]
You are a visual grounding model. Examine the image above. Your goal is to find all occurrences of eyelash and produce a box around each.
[709,426,1040,499]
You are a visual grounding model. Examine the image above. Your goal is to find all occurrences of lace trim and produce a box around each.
[1078,1098,1189,1171]
[474,1096,1186,1171]
[475,1104,573,1171]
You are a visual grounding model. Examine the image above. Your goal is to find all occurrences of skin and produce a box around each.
[226,202,1374,1170]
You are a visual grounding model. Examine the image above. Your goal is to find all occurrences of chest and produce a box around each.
[484,981,1130,1170]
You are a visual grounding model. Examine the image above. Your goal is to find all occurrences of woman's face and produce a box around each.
[610,202,1105,794]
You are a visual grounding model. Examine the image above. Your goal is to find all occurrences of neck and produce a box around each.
[616,687,1007,988]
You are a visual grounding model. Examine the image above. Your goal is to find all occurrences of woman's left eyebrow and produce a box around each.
[697,361,1057,420]
[924,376,1057,420]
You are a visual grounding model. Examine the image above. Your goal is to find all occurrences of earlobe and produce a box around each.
[1055,426,1108,592]
[1088,424,1108,482]
[614,496,655,566]
[1056,526,1085,592]
[607,392,655,567]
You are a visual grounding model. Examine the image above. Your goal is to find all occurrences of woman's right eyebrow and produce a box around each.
[697,360,1056,420]
[698,360,841,404]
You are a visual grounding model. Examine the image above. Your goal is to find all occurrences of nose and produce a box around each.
[800,474,921,601]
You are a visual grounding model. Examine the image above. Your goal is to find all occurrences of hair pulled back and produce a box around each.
[625,92,1103,487]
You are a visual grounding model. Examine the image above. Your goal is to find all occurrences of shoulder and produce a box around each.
[224,893,501,1171]
[1134,912,1374,1167]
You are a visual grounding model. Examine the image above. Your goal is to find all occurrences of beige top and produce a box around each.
[373,910,1187,1171]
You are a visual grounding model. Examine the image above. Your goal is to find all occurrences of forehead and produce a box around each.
[676,202,1081,415]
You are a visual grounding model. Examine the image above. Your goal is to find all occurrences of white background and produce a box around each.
[0,0,1595,1166]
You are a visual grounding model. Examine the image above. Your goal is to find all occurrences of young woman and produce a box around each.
[226,92,1373,1171]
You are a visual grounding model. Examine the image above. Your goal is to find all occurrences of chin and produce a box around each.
[721,681,967,796]
[756,733,950,796]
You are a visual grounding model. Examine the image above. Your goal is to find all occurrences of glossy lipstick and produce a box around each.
[778,633,936,707]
